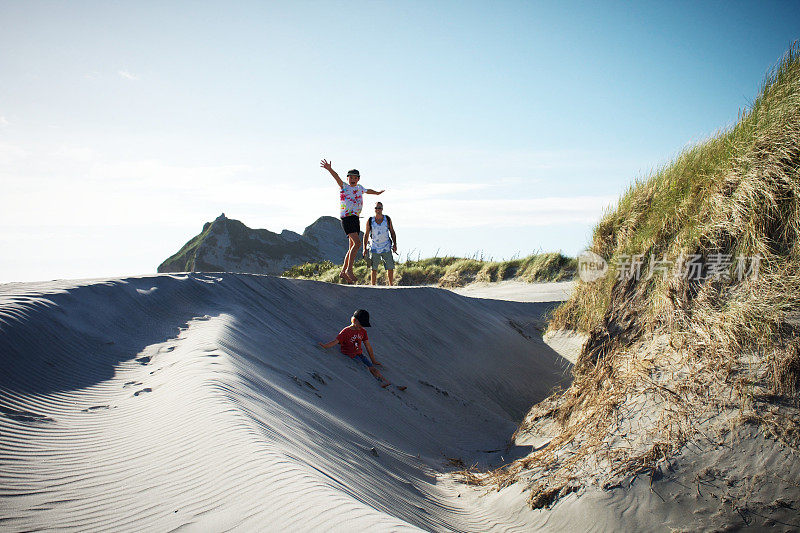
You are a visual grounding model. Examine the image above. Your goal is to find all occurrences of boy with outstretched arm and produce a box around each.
[320,159,384,283]
[318,309,405,389]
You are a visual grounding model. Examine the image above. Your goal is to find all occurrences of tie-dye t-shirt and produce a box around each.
[340,184,366,217]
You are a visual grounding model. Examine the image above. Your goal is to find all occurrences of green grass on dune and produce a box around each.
[282,252,577,287]
[551,43,800,350]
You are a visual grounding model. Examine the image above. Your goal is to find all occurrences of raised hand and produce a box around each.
[320,159,333,171]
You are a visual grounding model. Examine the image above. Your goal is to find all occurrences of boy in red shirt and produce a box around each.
[318,309,403,389]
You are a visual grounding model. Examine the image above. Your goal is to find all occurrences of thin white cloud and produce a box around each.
[390,195,616,230]
[2,146,613,234]
[390,182,490,200]
[0,115,9,127]
[52,145,96,162]
[0,141,618,282]
[118,69,139,80]
[0,142,29,163]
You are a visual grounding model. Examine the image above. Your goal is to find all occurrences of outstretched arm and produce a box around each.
[320,159,344,188]
[365,188,384,195]
[318,338,339,349]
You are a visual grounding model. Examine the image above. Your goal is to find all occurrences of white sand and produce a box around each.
[450,280,575,303]
[448,281,585,364]
[3,275,797,531]
[0,274,571,531]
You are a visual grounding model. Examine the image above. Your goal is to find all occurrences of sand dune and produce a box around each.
[0,274,571,531]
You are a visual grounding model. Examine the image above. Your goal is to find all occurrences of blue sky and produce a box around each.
[1,1,798,282]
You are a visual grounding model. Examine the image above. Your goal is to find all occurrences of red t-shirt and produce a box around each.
[337,326,368,357]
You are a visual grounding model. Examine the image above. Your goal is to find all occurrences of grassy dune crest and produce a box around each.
[283,252,576,287]
[463,45,800,508]
[551,43,800,382]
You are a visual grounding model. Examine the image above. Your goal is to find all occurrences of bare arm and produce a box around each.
[320,159,344,188]
[363,221,371,254]
[318,339,339,349]
[363,339,380,365]
[388,219,397,253]
[365,188,384,195]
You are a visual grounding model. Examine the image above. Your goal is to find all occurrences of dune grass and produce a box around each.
[282,252,576,287]
[452,44,800,508]
[552,44,800,347]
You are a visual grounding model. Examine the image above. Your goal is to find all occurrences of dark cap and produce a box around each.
[353,309,371,327]
[347,169,360,177]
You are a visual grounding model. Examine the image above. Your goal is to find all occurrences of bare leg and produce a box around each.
[340,233,359,282]
[371,270,378,285]
[387,269,394,286]
[345,233,359,279]
[340,243,350,281]
[369,366,390,387]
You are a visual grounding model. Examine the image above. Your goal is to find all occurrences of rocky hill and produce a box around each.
[157,214,352,275]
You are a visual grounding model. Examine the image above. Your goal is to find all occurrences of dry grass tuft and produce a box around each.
[772,340,800,396]
[452,467,485,486]
[528,484,579,509]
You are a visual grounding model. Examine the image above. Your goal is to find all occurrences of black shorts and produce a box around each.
[341,215,360,236]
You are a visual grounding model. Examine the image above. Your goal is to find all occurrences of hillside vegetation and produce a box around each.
[283,253,576,287]
[462,45,800,510]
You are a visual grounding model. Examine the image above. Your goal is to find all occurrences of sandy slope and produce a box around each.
[449,281,586,364]
[449,280,575,304]
[6,275,793,531]
[0,274,572,531]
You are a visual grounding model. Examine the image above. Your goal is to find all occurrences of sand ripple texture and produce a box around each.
[0,273,570,531]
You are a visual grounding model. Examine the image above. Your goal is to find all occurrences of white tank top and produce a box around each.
[369,216,391,253]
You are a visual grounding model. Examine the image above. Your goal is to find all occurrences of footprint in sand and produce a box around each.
[418,380,449,397]
[0,406,55,424]
[133,388,152,396]
[82,405,110,412]
[135,356,151,365]
[291,375,319,391]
